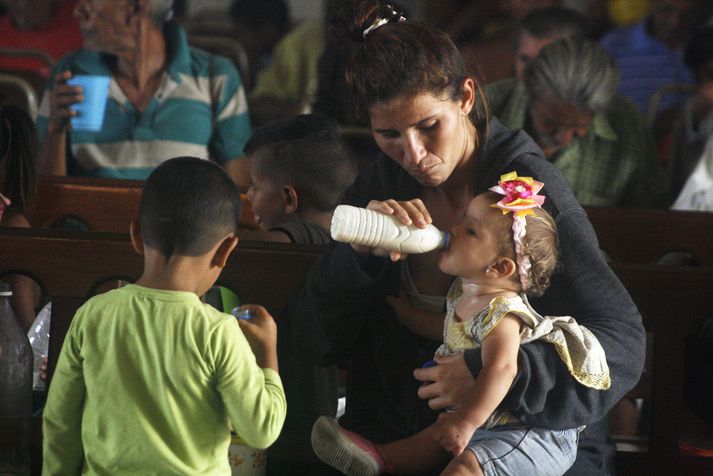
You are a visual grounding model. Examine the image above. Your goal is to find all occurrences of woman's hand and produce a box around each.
[354,198,432,261]
[46,70,83,135]
[413,353,475,411]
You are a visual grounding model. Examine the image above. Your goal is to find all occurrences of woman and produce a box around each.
[288,1,644,474]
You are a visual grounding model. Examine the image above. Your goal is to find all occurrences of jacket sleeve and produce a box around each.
[464,207,646,428]
[287,242,392,366]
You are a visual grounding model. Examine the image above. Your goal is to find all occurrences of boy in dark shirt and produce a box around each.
[241,114,357,245]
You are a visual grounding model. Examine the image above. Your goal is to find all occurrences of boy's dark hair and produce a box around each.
[230,0,290,33]
[139,157,241,257]
[1,104,37,213]
[246,114,357,212]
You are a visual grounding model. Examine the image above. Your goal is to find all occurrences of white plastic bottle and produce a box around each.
[330,205,449,254]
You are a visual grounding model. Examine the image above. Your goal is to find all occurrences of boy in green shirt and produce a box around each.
[42,157,287,475]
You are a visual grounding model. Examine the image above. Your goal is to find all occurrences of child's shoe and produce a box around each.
[311,415,385,476]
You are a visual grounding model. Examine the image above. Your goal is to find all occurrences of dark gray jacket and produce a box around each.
[289,118,645,475]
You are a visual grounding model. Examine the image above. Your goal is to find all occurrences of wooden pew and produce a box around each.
[4,207,713,474]
[0,226,324,473]
[3,176,258,232]
[610,264,713,475]
[585,207,713,265]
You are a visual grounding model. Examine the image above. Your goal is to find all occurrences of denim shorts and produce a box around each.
[467,424,584,476]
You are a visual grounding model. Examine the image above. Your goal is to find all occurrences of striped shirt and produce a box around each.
[601,21,695,114]
[37,22,250,179]
[485,78,670,207]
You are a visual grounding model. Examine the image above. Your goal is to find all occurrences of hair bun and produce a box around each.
[331,0,404,42]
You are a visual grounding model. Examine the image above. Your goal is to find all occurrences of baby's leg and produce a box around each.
[376,424,449,474]
[440,450,483,476]
[311,416,448,475]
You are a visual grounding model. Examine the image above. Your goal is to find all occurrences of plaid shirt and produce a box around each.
[485,78,670,207]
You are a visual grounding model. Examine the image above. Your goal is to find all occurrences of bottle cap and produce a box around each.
[231,307,254,320]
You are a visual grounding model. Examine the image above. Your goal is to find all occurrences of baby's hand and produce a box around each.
[236,304,277,368]
[432,411,477,456]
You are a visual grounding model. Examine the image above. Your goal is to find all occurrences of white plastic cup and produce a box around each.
[330,205,449,254]
[68,75,110,132]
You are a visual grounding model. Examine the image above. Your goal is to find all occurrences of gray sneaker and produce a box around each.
[311,416,384,476]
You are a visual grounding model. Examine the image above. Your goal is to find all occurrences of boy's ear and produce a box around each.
[282,184,298,214]
[212,235,239,269]
[130,220,145,256]
[489,257,517,279]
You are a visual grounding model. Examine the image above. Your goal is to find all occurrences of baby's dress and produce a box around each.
[437,278,611,428]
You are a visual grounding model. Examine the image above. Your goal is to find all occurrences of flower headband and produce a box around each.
[489,172,546,291]
[362,5,406,38]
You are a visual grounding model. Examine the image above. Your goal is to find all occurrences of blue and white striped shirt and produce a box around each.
[37,22,250,179]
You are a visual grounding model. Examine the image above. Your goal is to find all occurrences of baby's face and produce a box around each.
[438,194,502,281]
[246,155,289,231]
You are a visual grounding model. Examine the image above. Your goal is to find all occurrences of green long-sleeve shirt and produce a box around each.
[43,284,286,475]
[485,78,670,207]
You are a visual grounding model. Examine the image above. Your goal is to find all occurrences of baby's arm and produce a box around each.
[432,313,521,455]
[385,291,444,341]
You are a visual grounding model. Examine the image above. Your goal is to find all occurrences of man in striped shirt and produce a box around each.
[37,0,251,184]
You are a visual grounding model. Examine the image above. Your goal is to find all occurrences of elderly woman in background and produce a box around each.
[486,38,670,207]
[36,0,252,183]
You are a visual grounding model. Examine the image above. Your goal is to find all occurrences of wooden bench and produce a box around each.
[610,264,713,475]
[585,207,713,266]
[17,180,713,265]
[0,226,324,474]
[3,206,713,474]
[2,176,258,232]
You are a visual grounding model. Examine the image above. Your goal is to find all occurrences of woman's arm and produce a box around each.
[416,208,645,429]
[385,291,444,341]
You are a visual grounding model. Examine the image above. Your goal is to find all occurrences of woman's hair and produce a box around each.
[523,38,619,113]
[1,105,37,213]
[332,0,487,126]
[484,192,559,297]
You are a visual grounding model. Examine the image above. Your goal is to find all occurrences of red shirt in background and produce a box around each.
[0,0,82,78]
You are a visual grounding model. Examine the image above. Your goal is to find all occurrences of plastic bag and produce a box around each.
[27,302,51,391]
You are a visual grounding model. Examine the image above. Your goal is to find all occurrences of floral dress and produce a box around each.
[437,278,611,428]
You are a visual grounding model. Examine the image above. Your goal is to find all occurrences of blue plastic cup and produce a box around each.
[68,75,110,132]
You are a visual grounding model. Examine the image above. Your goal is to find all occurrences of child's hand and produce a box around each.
[236,304,278,371]
[432,411,478,456]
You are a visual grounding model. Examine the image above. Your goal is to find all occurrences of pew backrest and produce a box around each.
[585,206,713,266]
[609,263,713,475]
[0,227,323,382]
[2,177,257,232]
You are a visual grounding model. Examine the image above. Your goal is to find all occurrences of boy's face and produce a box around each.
[247,153,289,231]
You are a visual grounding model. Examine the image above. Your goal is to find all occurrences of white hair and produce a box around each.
[524,38,619,112]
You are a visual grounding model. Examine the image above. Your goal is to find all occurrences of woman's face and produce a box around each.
[369,82,476,188]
